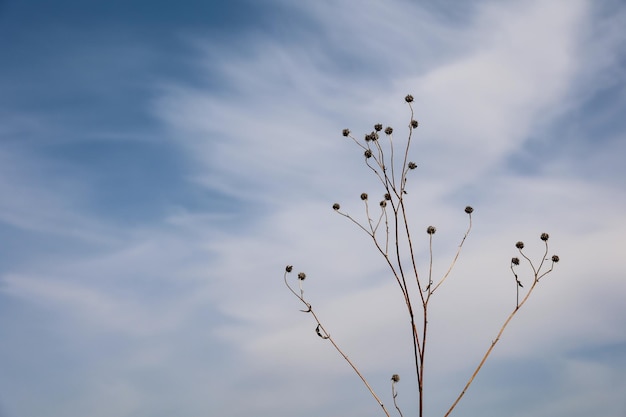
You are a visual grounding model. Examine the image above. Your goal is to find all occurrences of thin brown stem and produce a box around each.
[284,271,391,417]
[443,279,537,417]
[430,213,472,295]
[391,379,405,417]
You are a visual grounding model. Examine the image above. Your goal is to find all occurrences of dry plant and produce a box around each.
[283,94,560,417]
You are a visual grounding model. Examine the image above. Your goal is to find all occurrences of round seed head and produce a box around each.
[408,162,417,170]
[380,200,387,208]
[384,193,391,201]
[384,126,393,135]
[364,149,373,158]
[342,128,350,137]
[515,241,525,249]
[427,226,436,235]
[411,119,419,128]
[332,203,340,210]
[511,257,520,265]
[391,374,400,382]
[541,233,549,241]
[552,255,560,263]
[465,206,474,214]
[374,123,382,132]
[297,272,306,280]
[405,94,414,103]
[285,265,293,272]
[360,193,368,201]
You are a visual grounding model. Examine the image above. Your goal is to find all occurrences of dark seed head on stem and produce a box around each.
[374,123,382,132]
[541,233,549,241]
[342,128,350,137]
[427,226,436,235]
[408,162,417,170]
[405,94,414,103]
[332,203,340,210]
[391,374,400,382]
[516,241,525,249]
[286,265,293,272]
[411,119,419,128]
[465,206,474,214]
[384,126,393,135]
[360,193,368,201]
[511,257,520,265]
[297,272,306,280]
[552,255,560,263]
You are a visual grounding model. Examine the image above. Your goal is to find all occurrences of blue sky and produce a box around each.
[1,0,625,416]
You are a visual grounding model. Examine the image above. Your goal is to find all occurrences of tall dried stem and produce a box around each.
[284,95,559,417]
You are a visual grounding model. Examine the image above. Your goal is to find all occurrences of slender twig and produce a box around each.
[426,232,434,293]
[430,212,473,295]
[284,269,392,417]
[391,375,404,417]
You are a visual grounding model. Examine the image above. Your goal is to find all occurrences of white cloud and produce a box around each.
[2,0,625,416]
[158,1,625,415]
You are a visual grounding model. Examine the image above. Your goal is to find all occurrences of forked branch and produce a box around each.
[443,237,559,417]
